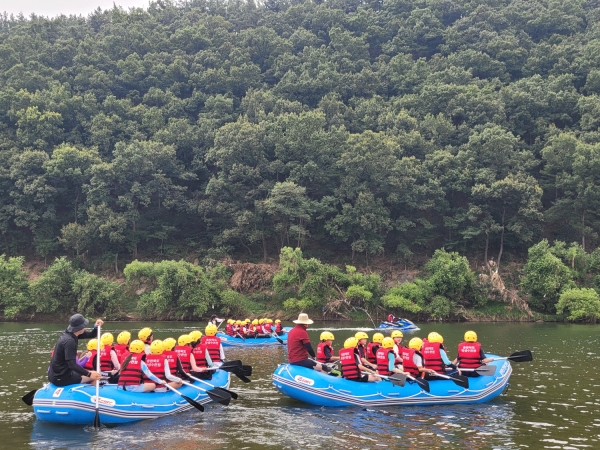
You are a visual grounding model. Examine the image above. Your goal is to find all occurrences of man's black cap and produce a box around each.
[67,313,89,332]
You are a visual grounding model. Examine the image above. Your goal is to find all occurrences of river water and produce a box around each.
[0,320,597,449]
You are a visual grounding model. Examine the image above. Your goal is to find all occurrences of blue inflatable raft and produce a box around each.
[217,327,291,347]
[377,319,419,331]
[32,369,230,425]
[272,356,511,407]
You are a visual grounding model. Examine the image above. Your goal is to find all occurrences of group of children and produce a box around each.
[225,318,285,337]
[77,323,225,392]
[316,330,490,382]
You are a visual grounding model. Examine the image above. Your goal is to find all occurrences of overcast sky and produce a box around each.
[1,1,151,18]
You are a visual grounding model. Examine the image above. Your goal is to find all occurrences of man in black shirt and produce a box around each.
[48,314,104,386]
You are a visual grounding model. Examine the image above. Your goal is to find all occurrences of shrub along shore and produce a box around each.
[2,243,600,323]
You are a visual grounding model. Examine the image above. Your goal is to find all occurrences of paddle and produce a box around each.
[270,332,284,345]
[162,383,205,412]
[405,374,430,392]
[22,389,37,406]
[180,380,231,406]
[489,350,533,363]
[429,371,469,388]
[205,360,251,382]
[186,373,239,399]
[235,332,246,341]
[458,365,497,376]
[93,325,101,429]
[364,372,406,387]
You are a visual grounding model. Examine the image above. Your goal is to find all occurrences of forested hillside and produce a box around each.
[0,0,599,271]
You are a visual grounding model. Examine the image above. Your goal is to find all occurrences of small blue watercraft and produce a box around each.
[32,369,230,425]
[217,327,292,347]
[273,356,511,407]
[377,318,419,331]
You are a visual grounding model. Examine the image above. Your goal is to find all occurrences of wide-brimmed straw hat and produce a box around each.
[293,313,314,324]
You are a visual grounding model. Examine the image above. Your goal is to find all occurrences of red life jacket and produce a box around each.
[387,314,395,322]
[118,353,144,387]
[175,345,192,372]
[457,342,482,368]
[113,344,130,364]
[263,323,272,333]
[83,350,97,370]
[316,342,332,363]
[143,354,166,383]
[201,336,222,363]
[367,342,379,364]
[163,350,178,371]
[275,323,283,333]
[192,344,208,367]
[100,345,113,371]
[339,347,360,380]
[422,341,444,373]
[376,347,394,376]
[401,348,421,377]
[226,324,234,336]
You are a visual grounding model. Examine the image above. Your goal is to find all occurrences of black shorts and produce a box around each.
[190,370,213,380]
[48,371,83,386]
[290,359,317,369]
[347,374,369,382]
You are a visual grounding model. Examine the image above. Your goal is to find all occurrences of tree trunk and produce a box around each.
[74,190,80,223]
[115,252,119,275]
[262,233,268,263]
[133,219,137,258]
[239,238,252,256]
[484,229,489,268]
[582,210,586,251]
[496,207,506,273]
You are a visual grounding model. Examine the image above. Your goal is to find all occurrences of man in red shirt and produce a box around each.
[287,313,328,373]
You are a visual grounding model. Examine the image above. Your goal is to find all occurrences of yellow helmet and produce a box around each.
[163,337,176,351]
[409,337,423,351]
[428,332,444,344]
[178,334,192,346]
[189,330,202,342]
[259,319,264,324]
[206,324,218,336]
[252,319,259,325]
[320,331,335,341]
[372,333,385,343]
[138,327,153,342]
[245,318,251,323]
[150,340,164,355]
[275,319,281,323]
[117,331,131,345]
[129,339,145,354]
[235,320,242,325]
[382,337,395,349]
[267,319,273,323]
[464,330,478,342]
[355,331,369,340]
[87,339,99,351]
[344,337,358,349]
[101,332,114,346]
[227,319,234,324]
[391,330,404,339]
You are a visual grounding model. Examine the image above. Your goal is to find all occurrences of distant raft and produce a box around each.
[272,356,511,407]
[377,318,420,331]
[32,369,230,425]
[217,327,292,347]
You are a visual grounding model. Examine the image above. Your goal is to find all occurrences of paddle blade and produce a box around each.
[22,389,37,406]
[221,360,243,369]
[215,387,238,400]
[474,365,497,376]
[93,410,101,428]
[389,373,406,387]
[206,389,231,406]
[508,350,533,362]
[450,375,469,389]
[414,377,430,393]
[242,365,252,377]
[182,395,205,412]
[231,368,251,383]
[275,336,284,345]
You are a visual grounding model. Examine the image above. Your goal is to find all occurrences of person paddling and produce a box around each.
[422,332,454,379]
[114,331,131,364]
[48,314,103,386]
[367,333,384,365]
[117,340,169,392]
[138,327,153,354]
[453,331,492,376]
[391,330,404,367]
[274,319,285,335]
[201,324,225,367]
[316,331,339,363]
[339,337,379,382]
[377,337,406,377]
[401,338,433,378]
[287,313,329,373]
[145,340,183,392]
[355,331,376,370]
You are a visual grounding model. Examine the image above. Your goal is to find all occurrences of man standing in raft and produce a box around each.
[287,313,330,373]
[48,313,103,386]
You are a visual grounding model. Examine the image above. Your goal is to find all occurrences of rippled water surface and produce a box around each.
[1,321,598,449]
